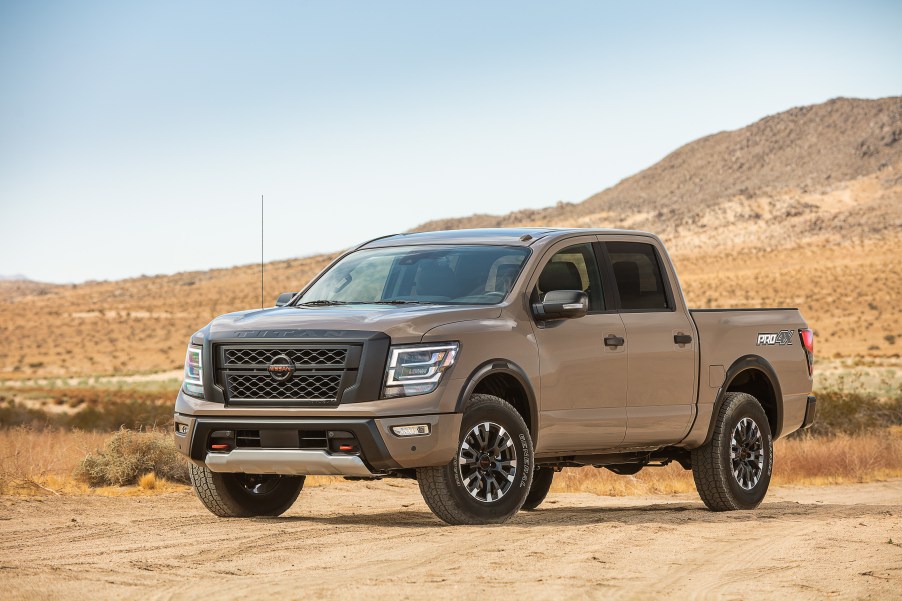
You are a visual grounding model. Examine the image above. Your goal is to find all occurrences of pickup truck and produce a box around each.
[174,228,816,525]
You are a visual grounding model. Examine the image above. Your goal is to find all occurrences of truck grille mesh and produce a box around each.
[226,374,342,402]
[224,348,347,367]
[215,344,356,405]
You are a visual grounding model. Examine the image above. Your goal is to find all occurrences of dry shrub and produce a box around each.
[138,472,158,490]
[808,388,902,436]
[74,428,189,487]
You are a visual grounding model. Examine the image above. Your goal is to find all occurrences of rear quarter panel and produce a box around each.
[684,309,813,446]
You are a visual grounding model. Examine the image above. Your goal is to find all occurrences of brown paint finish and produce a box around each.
[174,228,814,474]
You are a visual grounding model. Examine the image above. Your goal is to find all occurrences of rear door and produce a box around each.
[600,236,697,446]
[528,236,627,453]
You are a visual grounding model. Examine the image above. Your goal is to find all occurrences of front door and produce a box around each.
[529,237,627,454]
[602,238,697,446]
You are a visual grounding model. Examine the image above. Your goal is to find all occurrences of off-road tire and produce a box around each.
[521,467,554,511]
[417,394,533,525]
[692,392,773,511]
[189,463,305,517]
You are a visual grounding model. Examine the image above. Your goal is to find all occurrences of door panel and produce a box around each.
[534,314,627,452]
[602,238,697,446]
[619,312,695,445]
[530,237,627,453]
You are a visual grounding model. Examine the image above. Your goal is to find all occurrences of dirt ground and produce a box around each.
[1,480,901,600]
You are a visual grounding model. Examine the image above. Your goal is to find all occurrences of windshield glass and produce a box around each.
[297,245,530,306]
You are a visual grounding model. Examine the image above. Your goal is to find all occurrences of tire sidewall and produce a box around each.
[218,473,305,516]
[720,396,773,509]
[444,399,533,521]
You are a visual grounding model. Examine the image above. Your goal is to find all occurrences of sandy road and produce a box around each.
[1,480,901,600]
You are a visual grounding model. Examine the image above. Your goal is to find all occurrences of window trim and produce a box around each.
[601,240,676,313]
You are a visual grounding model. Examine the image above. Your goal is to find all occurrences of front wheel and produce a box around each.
[189,463,305,517]
[691,392,773,511]
[417,394,533,525]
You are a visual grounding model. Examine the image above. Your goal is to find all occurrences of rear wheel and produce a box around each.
[417,394,533,525]
[691,392,773,511]
[189,463,305,517]
[522,467,554,510]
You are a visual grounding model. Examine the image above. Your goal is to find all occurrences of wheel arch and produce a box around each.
[456,359,539,444]
[704,354,783,443]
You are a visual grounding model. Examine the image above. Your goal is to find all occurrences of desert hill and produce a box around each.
[2,97,900,378]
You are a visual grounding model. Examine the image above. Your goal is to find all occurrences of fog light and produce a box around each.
[391,424,430,437]
[175,422,189,435]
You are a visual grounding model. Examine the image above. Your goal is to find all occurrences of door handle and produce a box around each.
[674,334,693,345]
[604,335,625,348]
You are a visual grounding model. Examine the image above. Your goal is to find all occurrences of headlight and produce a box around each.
[382,343,459,398]
[183,345,204,398]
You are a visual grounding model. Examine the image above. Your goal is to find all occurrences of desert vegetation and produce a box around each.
[0,372,898,497]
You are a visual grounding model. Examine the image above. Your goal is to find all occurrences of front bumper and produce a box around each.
[174,411,462,476]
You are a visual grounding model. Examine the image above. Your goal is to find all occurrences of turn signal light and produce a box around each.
[391,424,430,437]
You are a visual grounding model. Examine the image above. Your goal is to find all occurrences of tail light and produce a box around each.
[799,328,814,376]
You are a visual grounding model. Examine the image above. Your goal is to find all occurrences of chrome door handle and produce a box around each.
[604,335,625,347]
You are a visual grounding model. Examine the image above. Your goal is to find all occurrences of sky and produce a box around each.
[1,1,900,284]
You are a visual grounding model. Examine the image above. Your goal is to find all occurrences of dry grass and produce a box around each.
[549,432,902,496]
[2,426,900,498]
[0,427,188,495]
[0,427,108,495]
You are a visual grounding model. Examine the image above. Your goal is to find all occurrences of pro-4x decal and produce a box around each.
[756,330,794,346]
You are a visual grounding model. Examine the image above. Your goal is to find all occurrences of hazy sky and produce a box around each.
[1,1,900,283]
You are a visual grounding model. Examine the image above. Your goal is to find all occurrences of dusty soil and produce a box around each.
[1,480,901,600]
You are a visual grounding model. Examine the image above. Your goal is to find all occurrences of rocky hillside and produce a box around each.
[2,97,900,378]
[416,97,902,253]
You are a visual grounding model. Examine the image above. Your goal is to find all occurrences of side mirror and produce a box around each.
[275,292,295,307]
[532,290,588,321]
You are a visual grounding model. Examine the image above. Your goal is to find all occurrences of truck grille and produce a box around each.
[215,344,359,406]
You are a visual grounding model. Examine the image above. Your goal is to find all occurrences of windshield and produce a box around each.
[297,245,530,306]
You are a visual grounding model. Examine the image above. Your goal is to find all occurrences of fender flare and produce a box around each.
[455,359,539,441]
[704,354,784,444]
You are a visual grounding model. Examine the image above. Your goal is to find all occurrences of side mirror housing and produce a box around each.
[275,292,295,307]
[532,290,588,321]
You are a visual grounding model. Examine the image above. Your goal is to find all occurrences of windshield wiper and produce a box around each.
[295,300,352,307]
[370,300,435,305]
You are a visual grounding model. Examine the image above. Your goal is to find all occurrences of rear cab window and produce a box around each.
[605,241,671,311]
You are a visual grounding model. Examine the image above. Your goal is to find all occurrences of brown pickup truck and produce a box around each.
[174,228,815,525]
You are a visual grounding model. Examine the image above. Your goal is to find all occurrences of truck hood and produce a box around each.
[206,304,503,344]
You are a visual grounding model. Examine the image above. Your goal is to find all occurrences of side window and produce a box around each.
[535,243,604,311]
[606,242,670,311]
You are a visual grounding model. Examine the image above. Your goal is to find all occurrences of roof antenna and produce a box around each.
[260,193,264,309]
